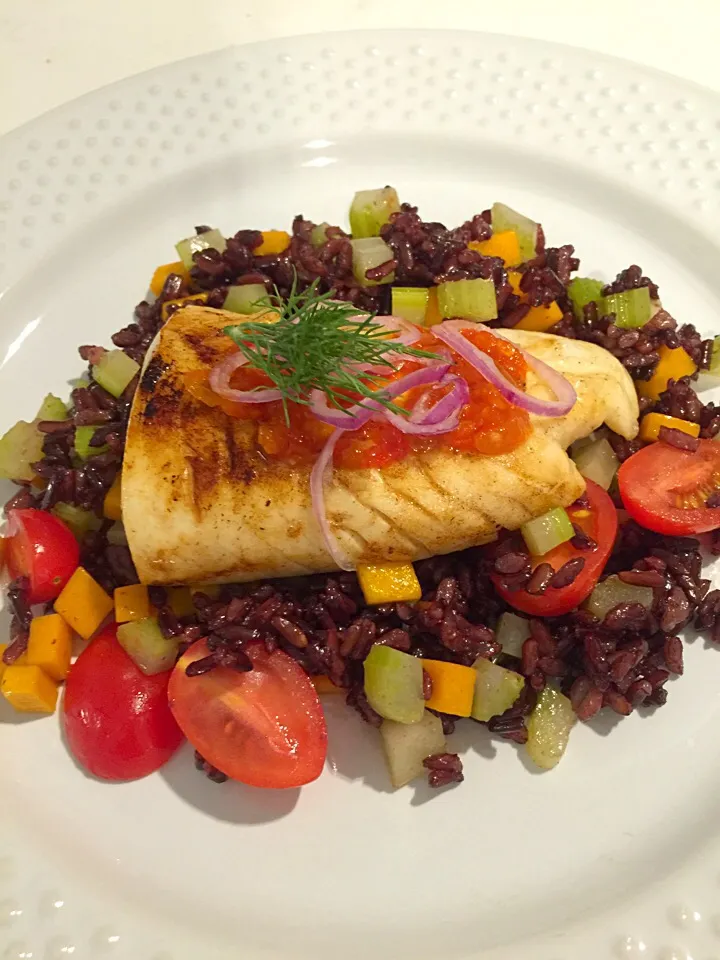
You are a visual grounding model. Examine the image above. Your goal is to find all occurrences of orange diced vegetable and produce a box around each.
[639,412,700,443]
[357,563,422,605]
[424,287,442,327]
[103,474,122,521]
[313,676,343,695]
[114,584,151,624]
[26,613,73,681]
[161,292,209,323]
[55,567,114,640]
[1,664,58,713]
[421,659,476,717]
[168,587,194,618]
[508,271,524,298]
[150,261,189,297]
[255,230,291,256]
[637,346,698,401]
[514,301,563,332]
[470,230,522,267]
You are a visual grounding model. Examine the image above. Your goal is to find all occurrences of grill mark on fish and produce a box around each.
[140,355,169,394]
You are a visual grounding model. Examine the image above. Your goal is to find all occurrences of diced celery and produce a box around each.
[350,237,396,287]
[521,507,573,556]
[495,612,531,659]
[175,228,227,271]
[107,521,128,546]
[584,575,653,622]
[52,503,102,540]
[491,202,539,262]
[696,336,720,391]
[0,420,44,482]
[601,287,652,329]
[117,617,179,676]
[363,644,425,724]
[223,284,270,315]
[310,222,332,247]
[36,394,68,421]
[471,658,525,722]
[349,187,400,239]
[572,436,619,491]
[380,711,446,788]
[436,278,498,322]
[74,426,108,461]
[391,287,430,325]
[92,350,140,399]
[567,277,604,321]
[526,687,575,770]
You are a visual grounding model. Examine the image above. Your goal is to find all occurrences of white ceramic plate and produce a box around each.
[2,29,720,960]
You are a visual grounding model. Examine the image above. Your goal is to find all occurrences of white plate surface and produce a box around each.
[2,29,720,960]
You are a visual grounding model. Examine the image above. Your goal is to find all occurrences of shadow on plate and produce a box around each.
[322,696,394,794]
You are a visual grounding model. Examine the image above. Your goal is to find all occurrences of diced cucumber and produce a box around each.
[92,350,140,399]
[584,575,654,622]
[380,711,446,788]
[491,202,539,263]
[363,644,425,724]
[117,617,179,676]
[601,287,652,329]
[223,284,270,315]
[349,187,400,239]
[526,687,575,770]
[572,436,618,491]
[36,394,68,421]
[350,237,396,287]
[106,521,128,546]
[521,507,573,556]
[471,658,525,722]
[495,612,531,659]
[310,222,332,247]
[436,278,498,321]
[52,503,102,540]
[0,420,44,482]
[567,277,604,321]
[175,228,227,271]
[391,287,430,325]
[696,336,720,391]
[74,426,108,461]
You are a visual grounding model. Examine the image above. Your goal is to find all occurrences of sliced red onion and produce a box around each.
[208,351,283,404]
[310,428,354,571]
[384,405,462,435]
[432,321,576,417]
[346,313,422,347]
[409,374,470,426]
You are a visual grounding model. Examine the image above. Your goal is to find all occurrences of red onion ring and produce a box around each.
[208,351,283,404]
[409,374,470,426]
[310,428,354,570]
[432,321,576,417]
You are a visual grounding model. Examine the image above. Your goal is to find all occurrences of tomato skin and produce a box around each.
[618,439,720,535]
[6,508,80,603]
[492,481,618,617]
[168,640,328,789]
[63,625,184,781]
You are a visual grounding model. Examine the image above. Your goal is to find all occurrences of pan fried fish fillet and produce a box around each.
[123,306,638,584]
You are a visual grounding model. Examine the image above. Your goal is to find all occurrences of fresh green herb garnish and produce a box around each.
[223,278,441,423]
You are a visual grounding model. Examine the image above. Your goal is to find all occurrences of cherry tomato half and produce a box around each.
[492,480,618,617]
[618,438,720,535]
[63,625,184,781]
[6,508,79,603]
[168,640,328,789]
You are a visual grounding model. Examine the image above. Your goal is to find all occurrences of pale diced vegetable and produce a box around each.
[601,287,652,329]
[526,687,575,770]
[495,612,531,659]
[567,277,604,321]
[106,521,128,546]
[380,711,446,788]
[92,349,140,399]
[391,287,430,325]
[223,284,270,315]
[74,426,107,461]
[470,658,525,722]
[696,335,720,391]
[350,237,396,286]
[349,187,400,239]
[0,420,44,481]
[572,437,619,491]
[52,503,102,540]
[521,507,573,556]
[310,222,332,247]
[584,575,654,622]
[491,202,539,262]
[363,644,425,724]
[36,394,68,421]
[117,617,179,676]
[175,228,227,270]
[436,277,498,322]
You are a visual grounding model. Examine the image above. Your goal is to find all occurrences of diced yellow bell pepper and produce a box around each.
[149,260,190,297]
[421,659,476,717]
[103,474,122,521]
[114,584,150,624]
[424,287,442,327]
[514,301,563,332]
[26,613,73,681]
[255,230,291,256]
[637,345,697,401]
[313,675,343,695]
[168,587,194,618]
[1,664,58,713]
[508,271,524,298]
[469,230,521,267]
[357,562,422,606]
[0,643,26,682]
[161,292,209,323]
[639,412,700,443]
[55,567,114,640]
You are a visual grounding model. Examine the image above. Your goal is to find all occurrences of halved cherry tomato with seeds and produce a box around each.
[6,508,80,603]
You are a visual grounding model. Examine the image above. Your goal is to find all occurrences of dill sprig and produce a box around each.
[223,278,442,423]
